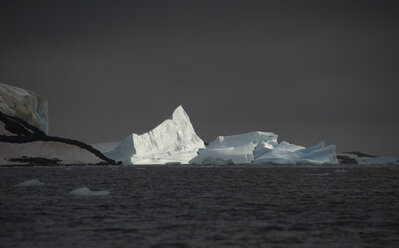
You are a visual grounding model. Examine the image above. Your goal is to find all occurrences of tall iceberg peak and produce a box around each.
[105,105,205,164]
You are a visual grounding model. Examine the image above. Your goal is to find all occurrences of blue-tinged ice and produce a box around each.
[190,131,338,165]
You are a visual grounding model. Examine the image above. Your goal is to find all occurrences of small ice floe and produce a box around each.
[69,187,110,196]
[335,169,347,173]
[16,179,45,187]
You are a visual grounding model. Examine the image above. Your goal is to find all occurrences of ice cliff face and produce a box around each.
[189,131,338,165]
[0,83,48,134]
[105,106,205,164]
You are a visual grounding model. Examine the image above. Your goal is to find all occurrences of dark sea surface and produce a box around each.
[1,165,399,248]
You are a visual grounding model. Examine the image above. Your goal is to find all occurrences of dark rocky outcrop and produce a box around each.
[8,156,62,165]
[0,111,46,136]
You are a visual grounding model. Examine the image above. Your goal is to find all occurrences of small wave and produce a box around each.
[69,187,110,196]
[304,173,330,176]
[16,179,44,187]
[335,169,347,173]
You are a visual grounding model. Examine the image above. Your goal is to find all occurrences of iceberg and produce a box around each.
[105,106,205,164]
[254,141,338,165]
[189,131,338,165]
[190,131,277,164]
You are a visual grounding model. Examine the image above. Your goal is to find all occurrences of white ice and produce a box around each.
[16,179,44,187]
[105,106,205,164]
[69,187,110,196]
[190,131,277,164]
[190,131,338,165]
[254,141,338,165]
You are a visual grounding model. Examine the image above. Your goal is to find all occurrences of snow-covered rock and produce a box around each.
[189,131,338,165]
[0,83,115,165]
[105,106,205,164]
[0,83,48,134]
[0,137,113,165]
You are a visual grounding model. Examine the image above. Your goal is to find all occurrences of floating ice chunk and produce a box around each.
[16,179,44,187]
[69,187,110,196]
[105,106,205,164]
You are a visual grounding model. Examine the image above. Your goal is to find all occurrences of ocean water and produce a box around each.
[1,165,399,248]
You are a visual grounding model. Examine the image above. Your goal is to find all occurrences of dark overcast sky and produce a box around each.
[1,0,398,156]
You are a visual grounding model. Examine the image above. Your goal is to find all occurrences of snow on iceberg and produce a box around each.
[105,106,205,164]
[69,187,110,196]
[16,179,44,187]
[189,131,338,165]
[254,141,338,165]
[190,131,278,164]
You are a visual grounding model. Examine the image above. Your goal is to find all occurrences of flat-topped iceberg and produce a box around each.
[190,131,278,164]
[189,131,338,165]
[105,106,205,164]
